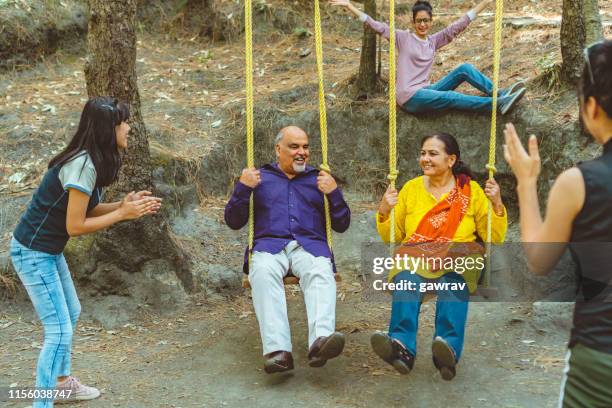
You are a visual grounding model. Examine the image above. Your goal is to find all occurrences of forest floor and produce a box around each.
[1,265,571,408]
[0,200,575,408]
[1,0,610,407]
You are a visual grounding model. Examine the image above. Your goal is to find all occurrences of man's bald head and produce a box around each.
[275,126,308,145]
[275,126,310,179]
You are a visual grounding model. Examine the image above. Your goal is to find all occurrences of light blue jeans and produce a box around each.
[388,271,469,361]
[9,237,81,408]
[403,63,512,114]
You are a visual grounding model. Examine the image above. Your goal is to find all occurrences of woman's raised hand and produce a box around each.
[503,123,541,187]
[119,192,162,220]
[378,185,398,216]
[473,0,494,15]
[330,0,351,7]
[330,0,364,20]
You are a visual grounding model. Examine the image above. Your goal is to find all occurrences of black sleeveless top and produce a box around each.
[568,139,612,354]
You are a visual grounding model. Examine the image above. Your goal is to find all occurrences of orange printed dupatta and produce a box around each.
[396,175,484,265]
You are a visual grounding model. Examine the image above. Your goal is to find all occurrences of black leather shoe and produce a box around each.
[432,336,457,381]
[370,332,414,375]
[264,351,294,374]
[308,332,346,367]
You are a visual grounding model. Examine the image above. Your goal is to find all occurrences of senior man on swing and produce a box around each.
[225,125,351,373]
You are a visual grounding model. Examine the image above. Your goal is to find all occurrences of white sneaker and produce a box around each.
[500,80,526,98]
[55,376,101,403]
[500,87,527,115]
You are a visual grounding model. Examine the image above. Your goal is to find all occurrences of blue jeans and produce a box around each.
[403,63,511,114]
[10,237,81,408]
[388,271,469,361]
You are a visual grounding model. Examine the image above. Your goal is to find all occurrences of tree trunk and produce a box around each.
[84,0,193,298]
[583,0,603,45]
[355,0,380,97]
[560,0,586,85]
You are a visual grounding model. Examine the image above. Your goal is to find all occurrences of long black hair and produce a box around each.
[412,0,433,21]
[48,97,129,187]
[580,40,612,118]
[421,132,474,187]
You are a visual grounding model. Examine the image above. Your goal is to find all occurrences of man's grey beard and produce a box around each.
[292,162,306,173]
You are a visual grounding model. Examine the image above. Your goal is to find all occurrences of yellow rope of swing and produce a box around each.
[244,0,332,259]
[388,0,398,250]
[314,0,333,251]
[484,0,505,287]
[245,0,255,269]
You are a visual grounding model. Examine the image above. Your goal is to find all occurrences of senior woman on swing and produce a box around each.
[372,132,507,380]
[331,0,526,115]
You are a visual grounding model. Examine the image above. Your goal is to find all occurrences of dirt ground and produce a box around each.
[0,201,573,408]
[0,0,608,407]
[1,286,570,408]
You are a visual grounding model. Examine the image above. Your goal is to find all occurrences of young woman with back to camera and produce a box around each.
[504,40,612,408]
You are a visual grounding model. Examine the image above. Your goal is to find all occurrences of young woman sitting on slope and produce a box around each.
[331,0,526,115]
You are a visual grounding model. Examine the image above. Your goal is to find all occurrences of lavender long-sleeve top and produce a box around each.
[224,163,351,274]
[364,13,474,105]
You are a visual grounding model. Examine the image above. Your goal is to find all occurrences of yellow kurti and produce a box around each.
[376,176,508,292]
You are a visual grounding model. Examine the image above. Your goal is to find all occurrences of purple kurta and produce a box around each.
[224,163,351,273]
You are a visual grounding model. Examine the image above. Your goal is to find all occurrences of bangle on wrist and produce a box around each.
[494,205,504,216]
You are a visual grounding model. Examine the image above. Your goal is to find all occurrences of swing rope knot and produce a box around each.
[485,163,497,174]
[319,163,331,173]
[387,169,399,183]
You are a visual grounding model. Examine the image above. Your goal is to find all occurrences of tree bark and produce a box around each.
[182,0,235,42]
[85,0,193,294]
[583,0,603,45]
[560,0,586,85]
[355,0,380,97]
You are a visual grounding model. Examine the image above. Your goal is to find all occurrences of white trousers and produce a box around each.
[248,240,337,355]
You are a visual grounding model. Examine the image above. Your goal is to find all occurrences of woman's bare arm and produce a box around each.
[503,123,584,275]
[66,189,161,237]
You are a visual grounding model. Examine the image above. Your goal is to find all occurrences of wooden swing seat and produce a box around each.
[242,272,342,289]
